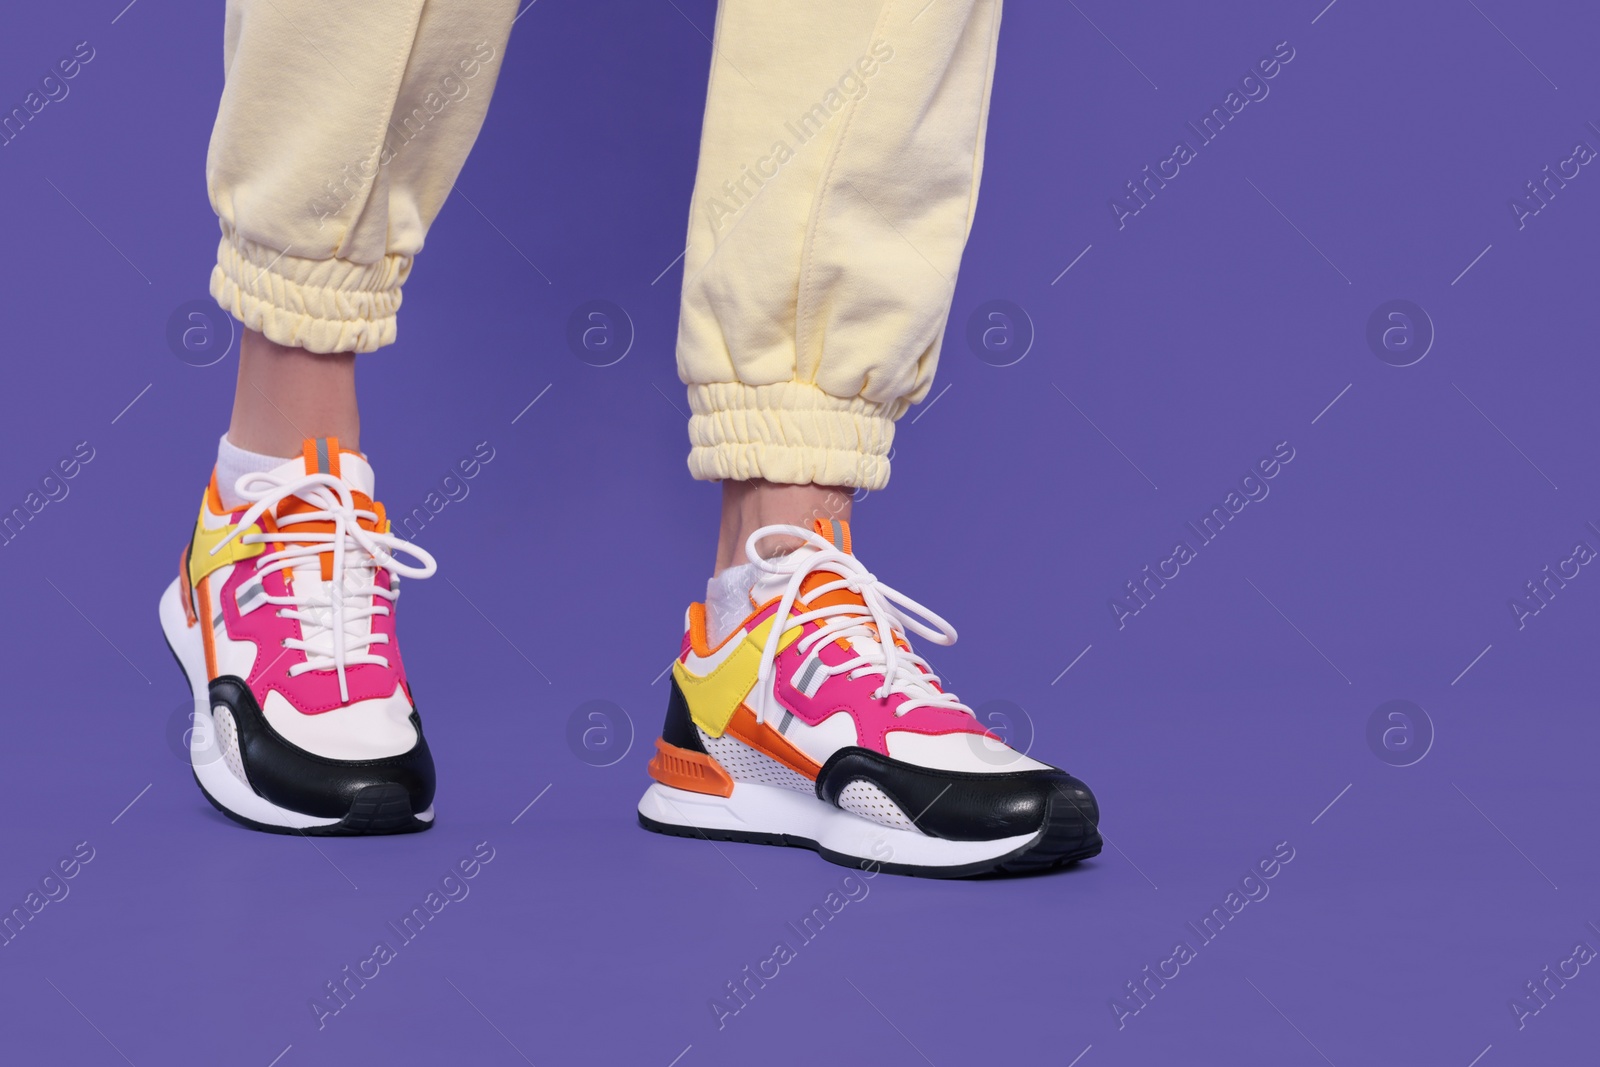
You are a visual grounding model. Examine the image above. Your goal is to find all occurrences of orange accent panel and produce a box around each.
[273,509,337,582]
[689,600,754,658]
[205,474,227,516]
[179,544,197,627]
[725,704,822,780]
[277,486,383,582]
[277,493,379,529]
[687,602,711,657]
[793,578,869,652]
[647,738,734,797]
[197,575,218,678]
[800,570,867,615]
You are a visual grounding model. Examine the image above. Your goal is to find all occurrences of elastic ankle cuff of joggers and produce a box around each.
[685,381,903,491]
[210,222,410,354]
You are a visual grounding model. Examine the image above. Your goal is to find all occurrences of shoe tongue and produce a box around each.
[264,438,380,581]
[260,437,375,515]
[800,518,866,608]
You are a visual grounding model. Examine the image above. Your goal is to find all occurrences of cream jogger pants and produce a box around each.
[207,0,1002,490]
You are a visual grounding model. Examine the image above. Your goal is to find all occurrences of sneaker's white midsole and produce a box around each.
[638,781,1038,869]
[159,577,435,830]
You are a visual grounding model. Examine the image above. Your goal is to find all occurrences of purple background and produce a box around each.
[1,1,1597,1063]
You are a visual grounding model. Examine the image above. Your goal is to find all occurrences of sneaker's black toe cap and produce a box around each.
[209,677,435,830]
[817,747,1100,843]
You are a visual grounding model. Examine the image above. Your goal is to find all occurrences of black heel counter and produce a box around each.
[661,675,706,752]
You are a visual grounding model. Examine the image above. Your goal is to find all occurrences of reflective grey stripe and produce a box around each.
[795,656,824,695]
[830,518,843,549]
[779,711,794,734]
[235,578,266,616]
[315,437,330,473]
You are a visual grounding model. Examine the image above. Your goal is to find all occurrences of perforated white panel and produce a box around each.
[213,705,249,787]
[698,728,813,793]
[837,780,918,831]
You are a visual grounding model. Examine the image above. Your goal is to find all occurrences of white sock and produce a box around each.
[215,435,292,510]
[705,561,764,646]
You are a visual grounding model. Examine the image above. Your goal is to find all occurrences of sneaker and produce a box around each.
[637,519,1101,877]
[158,437,439,835]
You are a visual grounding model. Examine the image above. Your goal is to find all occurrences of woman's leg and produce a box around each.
[209,0,516,494]
[645,2,1100,874]
[173,0,517,836]
[678,0,1003,572]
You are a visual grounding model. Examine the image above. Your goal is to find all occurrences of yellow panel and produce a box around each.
[187,507,265,588]
[673,616,804,737]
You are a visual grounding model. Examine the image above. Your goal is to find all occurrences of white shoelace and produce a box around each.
[748,524,971,721]
[210,469,437,701]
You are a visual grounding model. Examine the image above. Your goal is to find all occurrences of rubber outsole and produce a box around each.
[638,788,1102,879]
[191,771,433,836]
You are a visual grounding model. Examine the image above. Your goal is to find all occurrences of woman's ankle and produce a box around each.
[715,479,854,574]
[227,327,360,456]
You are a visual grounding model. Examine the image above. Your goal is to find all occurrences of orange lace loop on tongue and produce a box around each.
[798,570,866,612]
[811,517,852,554]
[302,436,344,480]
